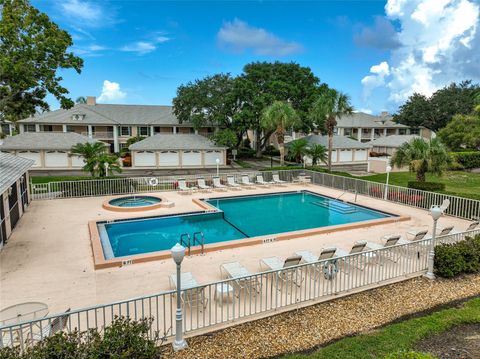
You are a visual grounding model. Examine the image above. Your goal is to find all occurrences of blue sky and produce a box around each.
[33,0,480,115]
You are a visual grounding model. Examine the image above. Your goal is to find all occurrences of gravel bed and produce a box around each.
[161,274,480,359]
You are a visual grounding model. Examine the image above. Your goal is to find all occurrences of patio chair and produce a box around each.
[295,247,338,264]
[335,241,376,272]
[295,247,338,280]
[197,178,212,192]
[26,309,71,345]
[240,175,256,189]
[169,272,208,309]
[292,173,312,185]
[260,255,303,288]
[366,235,409,263]
[220,262,261,296]
[452,221,480,234]
[177,179,196,195]
[406,229,429,241]
[425,225,454,239]
[272,173,287,185]
[226,176,242,190]
[256,174,273,187]
[212,176,228,191]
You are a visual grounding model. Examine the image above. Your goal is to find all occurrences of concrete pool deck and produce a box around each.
[0,184,471,317]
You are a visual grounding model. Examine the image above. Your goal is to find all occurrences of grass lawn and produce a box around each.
[30,176,118,184]
[283,297,480,359]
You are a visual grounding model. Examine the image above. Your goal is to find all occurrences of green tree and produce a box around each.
[286,138,308,163]
[76,96,87,104]
[210,129,237,149]
[70,142,121,177]
[121,135,145,155]
[391,138,450,182]
[96,153,122,177]
[438,113,480,150]
[261,101,300,165]
[306,144,327,165]
[0,0,83,124]
[236,62,323,156]
[394,81,479,131]
[309,88,353,171]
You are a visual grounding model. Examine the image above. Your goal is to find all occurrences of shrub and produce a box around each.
[369,151,390,157]
[456,236,480,273]
[384,351,436,359]
[434,235,480,278]
[407,181,445,191]
[450,151,480,169]
[241,138,251,148]
[236,147,256,159]
[263,145,280,156]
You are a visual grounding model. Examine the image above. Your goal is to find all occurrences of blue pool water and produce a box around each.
[99,191,392,259]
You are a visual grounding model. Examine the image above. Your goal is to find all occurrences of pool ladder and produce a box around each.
[179,232,205,256]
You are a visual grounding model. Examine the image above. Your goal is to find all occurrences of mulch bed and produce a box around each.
[161,274,480,359]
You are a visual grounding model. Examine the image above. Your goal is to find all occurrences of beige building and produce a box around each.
[367,134,422,155]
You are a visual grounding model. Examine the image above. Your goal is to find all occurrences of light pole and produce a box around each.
[425,205,442,280]
[215,158,220,176]
[384,165,392,200]
[104,162,109,177]
[171,243,187,351]
[303,155,307,169]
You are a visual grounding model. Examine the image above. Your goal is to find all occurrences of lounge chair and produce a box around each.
[260,255,303,287]
[295,247,338,279]
[335,241,376,271]
[272,173,287,185]
[212,176,228,191]
[293,173,311,185]
[406,229,428,241]
[177,179,196,195]
[197,178,212,192]
[26,309,71,345]
[295,247,337,264]
[366,235,410,263]
[220,262,261,296]
[240,175,256,188]
[256,174,273,187]
[430,225,454,237]
[226,176,242,190]
[453,221,479,233]
[169,272,207,309]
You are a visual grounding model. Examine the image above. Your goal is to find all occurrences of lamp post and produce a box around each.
[215,158,220,176]
[425,205,442,280]
[171,243,187,351]
[384,165,392,200]
[303,155,307,169]
[104,162,109,177]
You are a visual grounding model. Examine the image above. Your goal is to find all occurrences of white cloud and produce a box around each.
[72,44,106,56]
[360,0,480,106]
[97,80,126,103]
[217,18,303,56]
[121,36,171,55]
[356,108,374,115]
[361,61,390,98]
[59,0,115,28]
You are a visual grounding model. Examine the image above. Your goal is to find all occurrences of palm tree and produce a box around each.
[76,96,87,104]
[70,142,108,176]
[309,88,353,171]
[306,144,327,166]
[391,138,450,182]
[287,138,309,163]
[261,101,300,165]
[96,153,122,177]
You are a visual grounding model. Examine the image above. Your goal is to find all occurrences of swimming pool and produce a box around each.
[97,191,394,260]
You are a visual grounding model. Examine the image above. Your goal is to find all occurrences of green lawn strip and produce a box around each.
[30,176,120,184]
[283,297,480,359]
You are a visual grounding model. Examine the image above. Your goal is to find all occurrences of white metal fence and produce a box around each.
[30,169,480,221]
[1,229,478,350]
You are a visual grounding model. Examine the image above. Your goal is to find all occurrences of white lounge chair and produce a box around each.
[241,175,256,188]
[197,178,212,192]
[177,179,196,195]
[366,235,410,263]
[296,247,338,279]
[272,173,287,185]
[26,309,71,345]
[295,247,337,264]
[293,173,312,185]
[169,272,207,309]
[406,229,429,241]
[256,174,273,187]
[212,176,228,191]
[220,262,261,296]
[226,176,242,190]
[452,221,479,234]
[260,255,303,287]
[335,241,376,271]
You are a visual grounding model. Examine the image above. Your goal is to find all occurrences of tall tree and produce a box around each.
[438,113,480,150]
[236,62,322,156]
[394,81,479,131]
[391,138,450,182]
[286,138,308,163]
[306,144,327,166]
[69,142,121,177]
[308,88,353,171]
[261,101,300,165]
[0,0,83,124]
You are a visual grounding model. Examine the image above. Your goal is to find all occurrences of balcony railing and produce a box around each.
[81,131,114,139]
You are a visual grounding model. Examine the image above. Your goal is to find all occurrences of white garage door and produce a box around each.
[158,151,179,167]
[45,151,68,167]
[71,155,85,167]
[355,150,368,161]
[339,149,353,162]
[331,150,338,163]
[204,150,224,165]
[182,151,201,166]
[17,151,41,167]
[134,151,156,167]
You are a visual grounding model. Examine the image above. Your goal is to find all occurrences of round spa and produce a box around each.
[102,195,165,212]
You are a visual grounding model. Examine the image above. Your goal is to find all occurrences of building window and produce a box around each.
[344,128,352,136]
[410,128,420,135]
[41,125,53,132]
[138,126,149,136]
[399,129,407,135]
[71,114,85,121]
[120,126,131,136]
[24,124,36,132]
[1,124,11,135]
[119,143,129,150]
[66,125,75,132]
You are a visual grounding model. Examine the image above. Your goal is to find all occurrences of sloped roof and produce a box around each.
[368,135,422,147]
[336,112,409,128]
[298,135,372,149]
[0,152,34,195]
[129,134,227,151]
[0,132,101,151]
[19,104,181,126]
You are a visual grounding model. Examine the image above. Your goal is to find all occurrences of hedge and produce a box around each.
[434,235,480,278]
[450,151,480,169]
[407,181,445,191]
